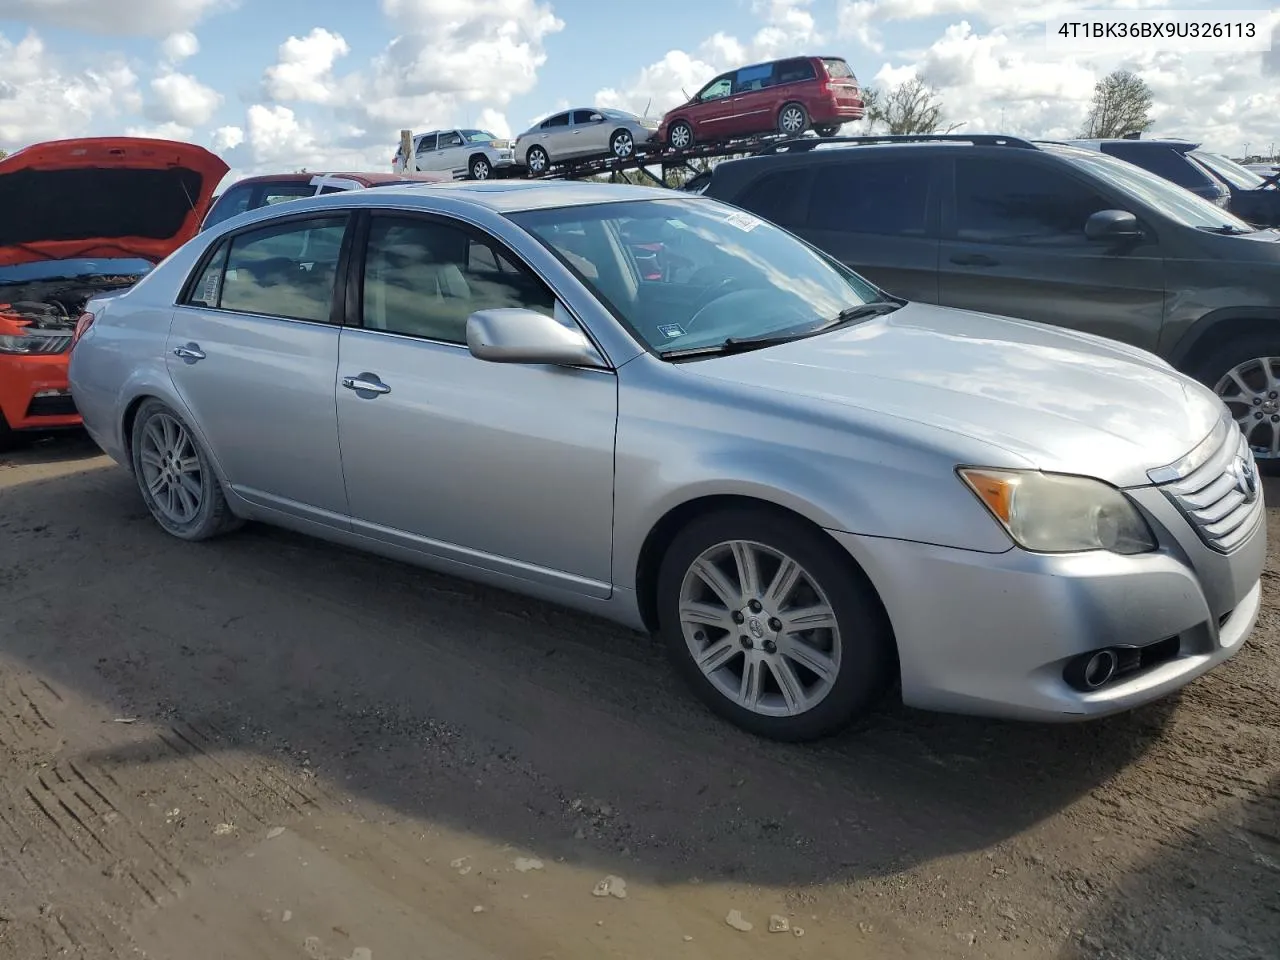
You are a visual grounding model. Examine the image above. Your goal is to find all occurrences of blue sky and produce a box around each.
[0,0,1276,186]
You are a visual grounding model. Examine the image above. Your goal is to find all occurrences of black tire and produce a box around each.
[816,124,840,137]
[469,156,492,180]
[0,409,14,453]
[778,102,809,136]
[525,145,549,176]
[668,121,694,151]
[1185,332,1280,464]
[656,507,895,741]
[130,399,242,541]
[610,129,635,159]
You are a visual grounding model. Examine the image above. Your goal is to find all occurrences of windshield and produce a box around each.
[1047,145,1256,233]
[1191,150,1268,190]
[509,197,883,356]
[461,130,497,143]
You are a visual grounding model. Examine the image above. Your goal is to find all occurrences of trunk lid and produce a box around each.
[0,137,229,267]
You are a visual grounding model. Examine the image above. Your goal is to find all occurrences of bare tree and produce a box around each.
[863,76,960,135]
[1080,69,1153,139]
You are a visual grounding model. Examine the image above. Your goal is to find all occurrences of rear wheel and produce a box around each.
[1189,335,1280,460]
[130,399,241,541]
[668,121,694,150]
[778,102,808,136]
[525,145,549,175]
[656,507,895,741]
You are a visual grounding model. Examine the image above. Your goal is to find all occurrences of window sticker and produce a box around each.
[725,211,761,232]
[657,323,686,339]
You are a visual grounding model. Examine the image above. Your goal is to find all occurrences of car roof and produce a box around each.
[1056,137,1202,151]
[226,171,442,186]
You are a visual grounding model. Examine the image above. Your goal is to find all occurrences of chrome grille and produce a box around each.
[1150,416,1264,553]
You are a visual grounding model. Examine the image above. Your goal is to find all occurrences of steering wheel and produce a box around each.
[686,276,741,326]
[686,287,763,333]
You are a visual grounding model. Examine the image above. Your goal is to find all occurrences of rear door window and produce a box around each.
[734,63,776,94]
[211,216,349,323]
[1101,143,1215,190]
[543,113,571,129]
[806,158,933,236]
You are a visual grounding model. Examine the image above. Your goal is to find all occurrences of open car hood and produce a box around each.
[0,137,229,267]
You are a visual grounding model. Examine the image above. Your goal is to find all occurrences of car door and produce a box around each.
[722,157,941,303]
[688,74,737,140]
[409,133,438,172]
[167,213,351,523]
[334,212,618,594]
[432,130,468,179]
[570,109,609,158]
[730,62,777,135]
[937,154,1166,351]
[538,112,573,161]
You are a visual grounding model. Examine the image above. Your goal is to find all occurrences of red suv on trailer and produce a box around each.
[658,56,864,150]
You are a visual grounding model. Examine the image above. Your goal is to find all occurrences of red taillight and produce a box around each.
[71,310,95,348]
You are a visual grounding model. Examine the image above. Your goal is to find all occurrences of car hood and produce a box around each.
[684,302,1224,487]
[0,137,229,267]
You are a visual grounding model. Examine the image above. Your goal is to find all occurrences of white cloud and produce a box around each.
[263,28,350,104]
[161,31,200,62]
[125,120,194,141]
[0,30,142,147]
[0,0,225,37]
[149,69,222,127]
[473,107,512,139]
[211,125,244,151]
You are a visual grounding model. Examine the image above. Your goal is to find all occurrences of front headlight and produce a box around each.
[958,468,1156,554]
[0,331,71,354]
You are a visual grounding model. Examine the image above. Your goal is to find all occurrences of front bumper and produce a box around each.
[831,483,1266,721]
[0,352,79,431]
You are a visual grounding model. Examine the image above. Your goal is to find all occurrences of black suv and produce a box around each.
[1059,138,1280,228]
[701,135,1280,459]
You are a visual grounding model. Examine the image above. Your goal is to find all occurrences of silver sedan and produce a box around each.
[68,181,1265,741]
[514,108,659,174]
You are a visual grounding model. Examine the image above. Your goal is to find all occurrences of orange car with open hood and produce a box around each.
[0,137,227,448]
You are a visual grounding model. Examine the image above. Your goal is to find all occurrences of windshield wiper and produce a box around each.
[1199,224,1254,235]
[661,299,903,359]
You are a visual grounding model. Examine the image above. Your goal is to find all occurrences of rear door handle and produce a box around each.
[949,253,999,267]
[173,343,205,363]
[341,373,391,397]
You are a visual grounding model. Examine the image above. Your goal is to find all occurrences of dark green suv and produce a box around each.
[701,135,1280,459]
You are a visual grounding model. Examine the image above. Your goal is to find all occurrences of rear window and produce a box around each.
[1100,142,1214,190]
[822,58,855,80]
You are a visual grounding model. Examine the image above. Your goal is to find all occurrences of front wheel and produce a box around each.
[469,156,492,180]
[525,145,549,175]
[130,399,241,540]
[656,508,895,741]
[668,121,694,150]
[1189,336,1280,460]
[611,129,635,159]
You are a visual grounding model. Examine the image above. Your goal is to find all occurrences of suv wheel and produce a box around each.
[525,145,549,175]
[1193,336,1280,459]
[668,121,694,150]
[778,103,808,136]
[469,156,492,180]
[610,129,635,159]
[656,507,895,741]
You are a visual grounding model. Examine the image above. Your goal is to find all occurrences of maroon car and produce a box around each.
[658,56,864,150]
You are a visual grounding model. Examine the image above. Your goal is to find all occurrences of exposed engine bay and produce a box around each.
[0,275,141,332]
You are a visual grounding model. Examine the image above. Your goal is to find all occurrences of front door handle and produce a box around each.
[173,343,206,363]
[341,373,391,397]
[949,253,999,267]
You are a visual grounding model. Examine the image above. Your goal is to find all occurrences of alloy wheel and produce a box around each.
[527,147,548,174]
[679,539,841,718]
[472,159,491,179]
[1215,356,1280,458]
[780,106,806,134]
[670,123,692,150]
[612,131,634,159]
[138,412,204,525]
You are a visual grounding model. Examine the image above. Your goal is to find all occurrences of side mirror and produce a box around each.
[466,304,606,368]
[1085,209,1143,241]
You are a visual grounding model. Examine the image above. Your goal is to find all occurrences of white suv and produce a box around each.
[393,129,517,180]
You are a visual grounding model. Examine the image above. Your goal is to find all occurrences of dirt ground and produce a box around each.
[0,433,1277,960]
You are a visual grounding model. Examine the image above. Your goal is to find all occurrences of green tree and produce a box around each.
[1080,69,1154,139]
[863,76,959,135]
